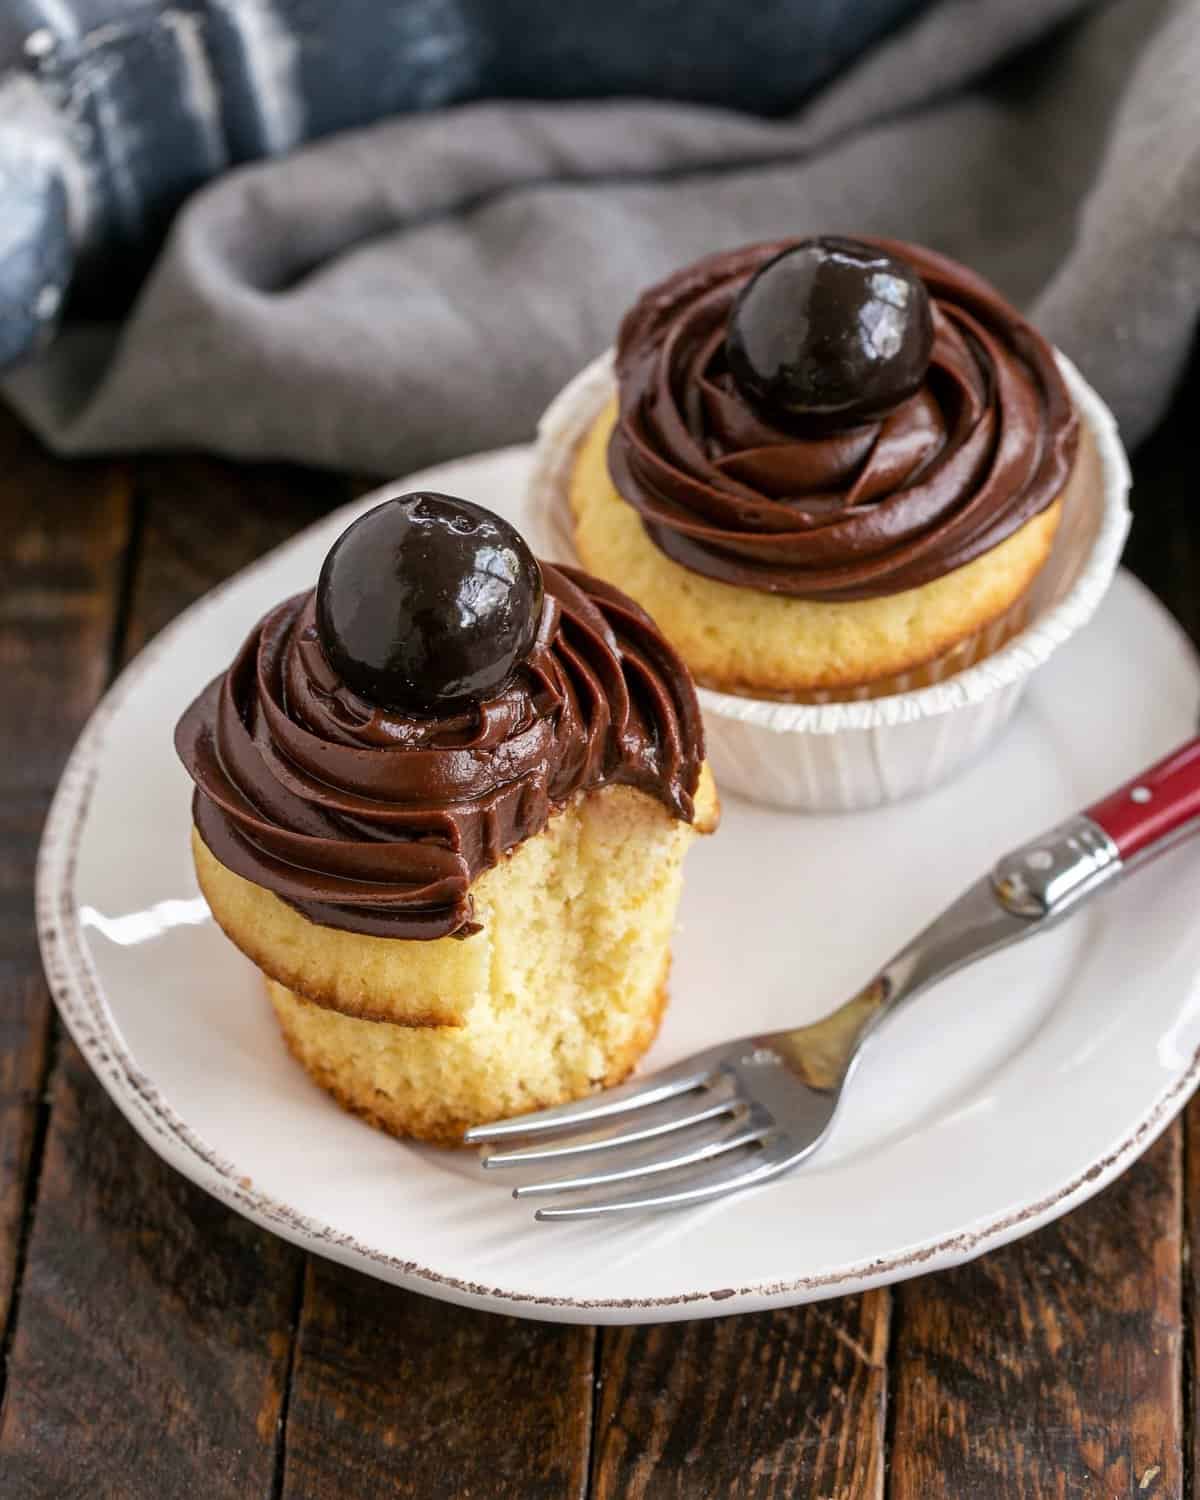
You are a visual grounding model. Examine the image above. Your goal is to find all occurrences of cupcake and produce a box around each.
[569,236,1084,698]
[533,236,1129,810]
[176,492,718,1142]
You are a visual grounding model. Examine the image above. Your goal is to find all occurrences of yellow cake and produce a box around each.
[573,395,1095,698]
[176,493,717,1142]
[251,772,716,1142]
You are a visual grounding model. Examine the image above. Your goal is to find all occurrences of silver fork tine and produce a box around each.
[532,1140,799,1221]
[513,1119,766,1198]
[481,1096,738,1169]
[463,1060,718,1144]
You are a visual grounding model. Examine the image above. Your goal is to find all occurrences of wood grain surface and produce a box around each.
[1187,1107,1200,1494]
[0,347,1196,1497]
[591,1294,889,1499]
[0,1043,303,1500]
[0,414,131,1351]
[282,1261,595,1500]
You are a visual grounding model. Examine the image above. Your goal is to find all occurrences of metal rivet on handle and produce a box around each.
[1131,786,1152,804]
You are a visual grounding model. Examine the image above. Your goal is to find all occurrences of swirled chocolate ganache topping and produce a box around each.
[608,236,1079,602]
[176,495,704,941]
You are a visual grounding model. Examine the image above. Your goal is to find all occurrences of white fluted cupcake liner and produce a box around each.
[526,348,1132,812]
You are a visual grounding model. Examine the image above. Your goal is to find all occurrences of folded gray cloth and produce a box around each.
[5,0,1197,476]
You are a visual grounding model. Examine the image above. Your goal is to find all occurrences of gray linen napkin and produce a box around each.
[5,0,1197,476]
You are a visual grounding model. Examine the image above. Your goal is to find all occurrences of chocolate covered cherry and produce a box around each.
[316,492,544,714]
[724,237,934,426]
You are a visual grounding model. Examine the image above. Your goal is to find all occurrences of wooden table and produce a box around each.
[1,359,1196,1499]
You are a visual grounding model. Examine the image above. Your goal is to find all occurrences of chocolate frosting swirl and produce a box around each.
[609,237,1079,601]
[176,564,704,941]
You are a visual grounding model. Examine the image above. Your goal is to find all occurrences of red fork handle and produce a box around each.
[1085,735,1200,862]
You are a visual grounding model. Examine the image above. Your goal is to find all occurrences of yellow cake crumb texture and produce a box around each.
[266,969,668,1144]
[194,770,718,1142]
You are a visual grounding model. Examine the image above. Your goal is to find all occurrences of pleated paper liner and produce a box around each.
[527,349,1131,812]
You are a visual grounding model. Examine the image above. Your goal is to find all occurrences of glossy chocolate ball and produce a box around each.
[725,237,933,425]
[316,492,544,714]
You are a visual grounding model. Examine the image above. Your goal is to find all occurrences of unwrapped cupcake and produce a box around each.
[531,236,1130,810]
[176,492,718,1142]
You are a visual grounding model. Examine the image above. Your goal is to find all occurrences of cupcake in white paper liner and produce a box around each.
[526,345,1130,813]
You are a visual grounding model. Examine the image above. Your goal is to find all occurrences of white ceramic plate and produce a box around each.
[37,447,1200,1325]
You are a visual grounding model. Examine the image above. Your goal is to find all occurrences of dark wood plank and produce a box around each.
[0,406,132,1340]
[0,979,50,1337]
[1185,1102,1200,1491]
[0,1043,302,1500]
[1,452,344,1496]
[888,1128,1183,1499]
[590,1292,889,1499]
[280,1261,594,1500]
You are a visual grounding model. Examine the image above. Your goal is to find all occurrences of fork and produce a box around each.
[466,735,1200,1220]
